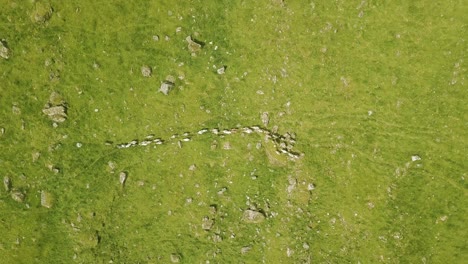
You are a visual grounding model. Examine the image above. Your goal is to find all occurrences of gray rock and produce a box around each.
[186,36,202,54]
[11,189,25,203]
[30,2,53,24]
[40,190,53,208]
[202,216,214,230]
[0,40,10,59]
[3,176,11,192]
[43,92,68,123]
[141,65,152,77]
[170,253,181,263]
[159,80,174,95]
[242,209,266,223]
[261,112,269,126]
[241,246,252,254]
[217,66,226,75]
[42,105,67,122]
[119,171,127,185]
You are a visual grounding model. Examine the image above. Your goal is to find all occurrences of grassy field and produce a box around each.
[0,0,466,263]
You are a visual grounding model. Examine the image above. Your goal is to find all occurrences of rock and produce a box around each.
[202,216,214,231]
[170,253,181,263]
[159,79,175,95]
[0,40,10,59]
[186,36,202,54]
[242,209,266,223]
[217,66,226,75]
[261,112,269,126]
[42,105,67,122]
[31,2,53,24]
[241,246,252,254]
[40,190,53,208]
[411,155,421,162]
[48,91,65,105]
[223,141,232,150]
[141,65,152,77]
[3,176,11,192]
[11,189,25,203]
[119,171,127,185]
[43,92,68,123]
[152,35,159,41]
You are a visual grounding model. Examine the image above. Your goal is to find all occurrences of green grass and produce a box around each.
[0,0,466,263]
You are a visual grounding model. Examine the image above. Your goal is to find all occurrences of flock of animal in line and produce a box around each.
[116,125,302,160]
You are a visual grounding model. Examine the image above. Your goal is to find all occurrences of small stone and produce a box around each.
[223,142,232,150]
[119,171,127,185]
[11,190,25,203]
[202,216,214,230]
[210,140,218,150]
[48,91,65,105]
[32,151,41,162]
[217,66,226,75]
[411,155,421,162]
[186,36,202,54]
[307,183,315,191]
[241,246,252,254]
[152,35,159,41]
[31,2,53,24]
[3,176,11,192]
[0,40,10,59]
[242,209,266,223]
[170,253,181,263]
[42,105,67,122]
[165,75,176,83]
[261,112,269,126]
[40,190,53,208]
[141,65,152,77]
[159,80,174,95]
[12,105,21,115]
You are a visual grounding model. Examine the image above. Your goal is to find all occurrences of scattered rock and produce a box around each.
[411,155,421,162]
[40,190,53,208]
[141,65,152,77]
[217,66,226,75]
[42,105,67,122]
[3,176,11,192]
[11,189,25,203]
[165,75,176,83]
[222,141,232,150]
[0,39,10,59]
[170,253,181,263]
[152,35,159,41]
[186,36,202,54]
[12,104,21,115]
[241,246,252,254]
[261,112,269,126]
[42,91,67,123]
[242,209,266,223]
[48,91,65,105]
[31,2,53,24]
[119,171,127,185]
[159,76,175,95]
[210,140,218,150]
[201,216,214,231]
[287,176,297,194]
